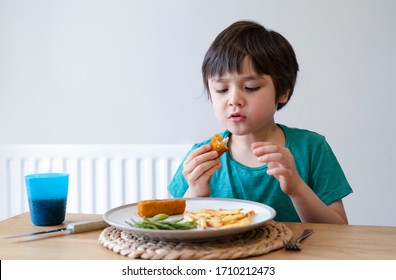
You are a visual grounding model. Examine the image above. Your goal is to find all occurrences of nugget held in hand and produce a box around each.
[210,133,229,157]
[137,199,186,218]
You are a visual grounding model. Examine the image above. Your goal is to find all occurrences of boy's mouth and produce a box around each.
[229,113,246,122]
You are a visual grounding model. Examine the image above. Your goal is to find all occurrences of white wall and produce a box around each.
[1,0,396,226]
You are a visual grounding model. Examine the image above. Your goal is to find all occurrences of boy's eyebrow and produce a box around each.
[210,77,226,82]
[210,74,266,83]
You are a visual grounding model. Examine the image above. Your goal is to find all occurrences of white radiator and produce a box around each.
[0,144,191,221]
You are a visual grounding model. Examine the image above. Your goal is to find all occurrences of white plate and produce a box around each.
[103,198,276,241]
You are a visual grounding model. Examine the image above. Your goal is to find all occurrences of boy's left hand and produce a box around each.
[251,142,304,195]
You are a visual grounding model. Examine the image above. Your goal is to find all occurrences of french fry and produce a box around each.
[216,209,243,215]
[221,213,246,223]
[198,216,207,229]
[246,210,255,219]
[183,208,255,230]
[221,217,252,228]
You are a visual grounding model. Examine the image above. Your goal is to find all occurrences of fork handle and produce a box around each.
[296,229,315,243]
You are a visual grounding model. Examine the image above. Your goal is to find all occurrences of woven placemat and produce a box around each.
[99,221,292,260]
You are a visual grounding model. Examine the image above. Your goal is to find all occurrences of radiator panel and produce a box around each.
[0,144,190,220]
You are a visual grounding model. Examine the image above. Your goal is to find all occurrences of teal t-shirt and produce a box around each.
[167,124,353,222]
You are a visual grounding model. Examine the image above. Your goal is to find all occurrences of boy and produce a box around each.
[168,20,352,224]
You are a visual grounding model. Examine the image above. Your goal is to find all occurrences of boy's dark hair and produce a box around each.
[202,20,299,110]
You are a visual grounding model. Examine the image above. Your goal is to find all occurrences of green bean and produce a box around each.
[145,220,175,230]
[148,213,169,222]
[126,219,159,229]
[125,214,197,230]
[125,220,134,227]
[160,221,197,230]
[137,223,158,229]
[168,217,183,223]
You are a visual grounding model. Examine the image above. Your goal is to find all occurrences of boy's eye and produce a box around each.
[245,86,260,92]
[215,88,228,94]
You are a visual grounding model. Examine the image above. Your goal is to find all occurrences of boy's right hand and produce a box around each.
[182,144,221,197]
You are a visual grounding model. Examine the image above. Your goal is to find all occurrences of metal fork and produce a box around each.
[284,229,315,250]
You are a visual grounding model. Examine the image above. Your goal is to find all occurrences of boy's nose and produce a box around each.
[228,90,244,107]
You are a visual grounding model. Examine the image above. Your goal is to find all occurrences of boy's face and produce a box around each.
[208,56,288,137]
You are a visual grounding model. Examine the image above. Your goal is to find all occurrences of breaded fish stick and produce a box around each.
[137,199,186,217]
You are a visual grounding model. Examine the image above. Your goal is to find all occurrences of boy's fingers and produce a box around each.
[185,144,212,165]
[187,159,220,183]
[252,143,280,156]
[184,151,218,174]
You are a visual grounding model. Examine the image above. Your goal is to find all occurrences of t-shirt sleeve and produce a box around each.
[167,144,198,198]
[167,162,188,198]
[309,139,353,205]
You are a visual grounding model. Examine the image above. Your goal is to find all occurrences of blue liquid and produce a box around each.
[29,198,67,226]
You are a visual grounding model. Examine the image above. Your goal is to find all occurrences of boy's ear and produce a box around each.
[278,90,290,104]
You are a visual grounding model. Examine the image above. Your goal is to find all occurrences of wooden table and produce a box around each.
[1,212,396,260]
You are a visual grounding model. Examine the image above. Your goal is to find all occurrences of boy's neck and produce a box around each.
[228,123,286,167]
[230,123,285,147]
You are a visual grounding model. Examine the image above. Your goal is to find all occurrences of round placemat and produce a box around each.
[99,221,292,260]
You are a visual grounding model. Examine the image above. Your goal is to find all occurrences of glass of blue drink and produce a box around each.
[25,173,69,226]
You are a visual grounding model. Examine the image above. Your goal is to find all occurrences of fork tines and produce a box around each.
[284,241,303,250]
